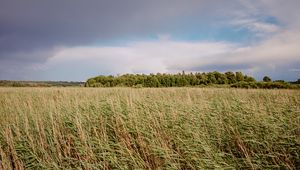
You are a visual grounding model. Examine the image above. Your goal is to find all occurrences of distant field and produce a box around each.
[0,87,299,169]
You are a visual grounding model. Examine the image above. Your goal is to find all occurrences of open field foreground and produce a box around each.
[0,88,300,169]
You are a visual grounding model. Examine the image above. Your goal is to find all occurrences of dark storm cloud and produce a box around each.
[0,0,146,58]
[0,0,228,61]
[0,0,235,80]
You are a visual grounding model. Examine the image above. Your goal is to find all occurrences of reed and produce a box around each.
[0,87,299,169]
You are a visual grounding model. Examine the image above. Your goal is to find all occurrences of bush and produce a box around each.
[263,76,272,82]
[133,84,143,88]
[231,81,296,89]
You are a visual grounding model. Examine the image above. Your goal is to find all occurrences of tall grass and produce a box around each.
[0,87,299,169]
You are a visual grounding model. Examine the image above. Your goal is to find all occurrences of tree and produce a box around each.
[213,71,228,84]
[145,76,160,87]
[189,74,200,85]
[289,79,300,84]
[244,75,256,82]
[263,76,272,82]
[235,72,244,82]
[85,71,259,87]
[225,71,236,84]
[85,79,96,87]
[207,73,217,84]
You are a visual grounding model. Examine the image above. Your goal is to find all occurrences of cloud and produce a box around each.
[36,32,300,81]
[0,0,237,79]
[0,0,226,55]
[231,18,280,35]
[35,40,235,80]
[0,0,300,81]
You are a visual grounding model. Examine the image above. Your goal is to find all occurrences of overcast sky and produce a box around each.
[0,0,299,81]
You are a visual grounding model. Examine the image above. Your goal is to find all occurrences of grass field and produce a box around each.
[0,87,299,169]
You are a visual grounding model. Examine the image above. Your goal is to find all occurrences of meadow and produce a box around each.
[0,87,299,169]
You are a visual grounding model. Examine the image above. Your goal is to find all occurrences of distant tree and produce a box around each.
[244,75,256,82]
[274,80,285,83]
[145,76,160,87]
[225,71,237,84]
[207,72,217,84]
[263,76,272,82]
[85,79,96,87]
[176,76,189,87]
[104,82,111,87]
[85,71,262,88]
[235,72,244,82]
[293,79,300,84]
[212,71,228,84]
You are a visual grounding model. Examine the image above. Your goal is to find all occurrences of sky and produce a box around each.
[0,0,300,81]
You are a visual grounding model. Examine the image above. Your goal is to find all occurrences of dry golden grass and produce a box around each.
[0,87,299,169]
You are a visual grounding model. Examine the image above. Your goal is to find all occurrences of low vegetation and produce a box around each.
[231,81,299,89]
[0,80,84,87]
[85,71,300,89]
[0,87,299,169]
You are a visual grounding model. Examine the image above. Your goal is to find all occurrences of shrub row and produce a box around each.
[231,81,299,89]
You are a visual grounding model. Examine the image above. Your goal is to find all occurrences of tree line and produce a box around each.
[0,80,84,87]
[85,71,300,89]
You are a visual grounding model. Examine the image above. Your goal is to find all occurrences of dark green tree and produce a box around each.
[207,73,217,84]
[244,75,256,82]
[225,71,237,84]
[85,71,258,87]
[235,72,244,82]
[263,76,272,82]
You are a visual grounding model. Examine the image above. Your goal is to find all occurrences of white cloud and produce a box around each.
[39,29,300,81]
[232,18,280,35]
[42,40,237,80]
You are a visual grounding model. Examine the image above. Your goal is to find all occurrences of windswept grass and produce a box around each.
[0,87,299,169]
